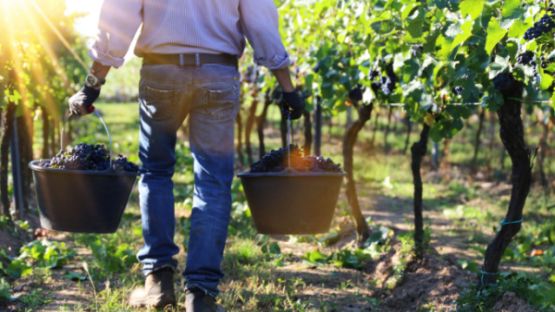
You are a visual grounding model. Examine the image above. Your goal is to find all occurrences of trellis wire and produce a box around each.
[379,99,552,108]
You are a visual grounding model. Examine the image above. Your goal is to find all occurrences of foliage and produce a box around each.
[0,240,74,279]
[458,272,555,311]
[0,277,11,303]
[275,0,554,140]
[74,234,137,280]
[0,0,87,114]
[304,225,395,269]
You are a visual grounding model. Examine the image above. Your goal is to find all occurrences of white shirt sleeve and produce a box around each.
[89,0,143,68]
[239,0,291,70]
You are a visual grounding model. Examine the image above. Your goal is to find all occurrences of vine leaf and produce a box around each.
[502,0,523,19]
[460,0,485,20]
[485,17,507,55]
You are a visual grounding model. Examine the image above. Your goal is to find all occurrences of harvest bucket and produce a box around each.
[28,162,137,233]
[238,171,344,234]
[28,111,138,233]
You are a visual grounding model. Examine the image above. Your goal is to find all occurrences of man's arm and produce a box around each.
[68,0,142,117]
[240,0,305,119]
[271,67,295,93]
[91,62,111,81]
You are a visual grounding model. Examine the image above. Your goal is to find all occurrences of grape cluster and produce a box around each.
[40,143,138,172]
[452,86,464,96]
[524,13,554,41]
[370,63,397,96]
[517,51,535,66]
[348,85,363,103]
[250,145,341,173]
[112,155,139,172]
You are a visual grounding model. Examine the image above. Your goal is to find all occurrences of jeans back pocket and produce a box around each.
[196,81,240,122]
[139,84,176,120]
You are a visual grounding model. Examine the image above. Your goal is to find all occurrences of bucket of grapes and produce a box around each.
[28,112,139,233]
[238,145,344,234]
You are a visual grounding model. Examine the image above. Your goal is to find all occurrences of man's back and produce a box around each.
[91,0,289,69]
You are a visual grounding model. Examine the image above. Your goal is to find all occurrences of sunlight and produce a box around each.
[0,0,87,127]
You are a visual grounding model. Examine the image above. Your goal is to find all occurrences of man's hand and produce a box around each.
[281,90,305,120]
[68,86,100,118]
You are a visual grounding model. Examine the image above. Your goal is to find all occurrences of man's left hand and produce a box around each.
[281,90,305,120]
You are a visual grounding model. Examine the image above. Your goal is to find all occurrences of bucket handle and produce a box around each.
[60,111,113,170]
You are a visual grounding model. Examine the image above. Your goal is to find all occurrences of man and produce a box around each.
[68,0,304,310]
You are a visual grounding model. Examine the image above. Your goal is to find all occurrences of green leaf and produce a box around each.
[450,20,474,52]
[64,271,87,282]
[540,71,554,90]
[304,250,327,264]
[508,19,529,38]
[502,0,521,19]
[485,18,507,55]
[406,8,425,38]
[460,0,485,20]
[268,242,281,255]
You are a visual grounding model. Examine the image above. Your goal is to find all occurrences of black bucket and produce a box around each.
[238,171,344,234]
[29,160,137,233]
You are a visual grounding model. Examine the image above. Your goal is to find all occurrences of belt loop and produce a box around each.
[179,54,185,66]
[195,53,201,66]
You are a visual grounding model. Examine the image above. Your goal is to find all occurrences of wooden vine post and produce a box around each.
[256,91,271,159]
[245,87,259,165]
[342,98,372,243]
[236,92,245,167]
[0,101,15,219]
[411,124,430,258]
[481,73,530,287]
[303,110,312,155]
[313,97,322,156]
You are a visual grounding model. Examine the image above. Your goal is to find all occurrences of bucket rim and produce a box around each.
[28,160,139,177]
[237,170,345,178]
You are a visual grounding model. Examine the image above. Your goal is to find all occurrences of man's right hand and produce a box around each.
[68,86,100,118]
[281,90,305,120]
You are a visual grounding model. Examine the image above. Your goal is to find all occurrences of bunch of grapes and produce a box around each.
[517,51,535,66]
[250,145,341,173]
[40,143,138,172]
[348,84,364,103]
[369,63,397,96]
[524,13,554,41]
[112,155,140,172]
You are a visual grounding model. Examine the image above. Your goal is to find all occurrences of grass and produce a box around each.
[3,100,555,311]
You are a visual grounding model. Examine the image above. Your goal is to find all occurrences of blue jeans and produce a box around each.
[136,63,240,297]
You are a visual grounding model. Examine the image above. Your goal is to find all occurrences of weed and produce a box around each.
[458,272,555,311]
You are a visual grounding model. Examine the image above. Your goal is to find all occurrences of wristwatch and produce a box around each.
[85,72,106,89]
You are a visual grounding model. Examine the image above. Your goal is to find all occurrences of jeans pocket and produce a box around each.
[196,81,240,122]
[139,84,176,120]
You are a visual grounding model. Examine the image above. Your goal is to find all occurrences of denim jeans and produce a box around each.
[136,63,240,297]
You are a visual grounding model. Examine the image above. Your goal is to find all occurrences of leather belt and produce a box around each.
[142,53,238,68]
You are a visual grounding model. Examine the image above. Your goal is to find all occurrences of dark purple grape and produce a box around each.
[517,51,535,65]
[250,145,341,173]
[40,143,138,172]
[348,85,364,102]
[524,14,554,40]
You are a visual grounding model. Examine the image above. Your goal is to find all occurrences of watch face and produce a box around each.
[86,74,98,87]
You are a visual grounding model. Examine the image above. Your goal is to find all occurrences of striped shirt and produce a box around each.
[89,0,290,69]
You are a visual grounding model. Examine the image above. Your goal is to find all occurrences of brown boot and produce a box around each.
[129,267,176,308]
[185,288,224,312]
